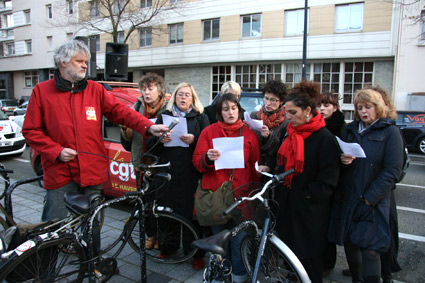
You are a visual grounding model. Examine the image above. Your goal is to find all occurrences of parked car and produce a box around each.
[0,110,26,156]
[396,111,425,154]
[211,89,264,114]
[13,101,28,116]
[30,82,142,197]
[0,99,19,116]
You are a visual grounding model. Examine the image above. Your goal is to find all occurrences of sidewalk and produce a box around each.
[9,180,353,282]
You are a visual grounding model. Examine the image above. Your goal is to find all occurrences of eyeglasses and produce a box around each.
[177,92,192,98]
[264,96,279,103]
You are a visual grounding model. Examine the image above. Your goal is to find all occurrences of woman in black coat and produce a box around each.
[274,81,340,282]
[328,88,404,283]
[149,82,209,269]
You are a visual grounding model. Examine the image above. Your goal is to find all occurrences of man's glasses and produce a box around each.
[177,92,192,98]
[264,96,279,103]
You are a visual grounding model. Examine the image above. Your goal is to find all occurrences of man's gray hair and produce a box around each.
[53,40,91,68]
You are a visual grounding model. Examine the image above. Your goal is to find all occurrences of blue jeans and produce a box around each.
[211,224,247,283]
[42,182,102,252]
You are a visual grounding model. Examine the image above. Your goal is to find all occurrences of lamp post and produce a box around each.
[302,0,308,80]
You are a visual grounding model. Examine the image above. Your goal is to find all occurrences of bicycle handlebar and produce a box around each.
[0,168,13,174]
[222,169,295,218]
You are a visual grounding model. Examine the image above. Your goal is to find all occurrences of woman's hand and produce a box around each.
[258,165,270,173]
[180,134,195,145]
[160,132,172,143]
[341,153,355,165]
[207,149,221,161]
[260,125,270,138]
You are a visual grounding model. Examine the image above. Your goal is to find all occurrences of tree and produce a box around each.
[69,0,181,43]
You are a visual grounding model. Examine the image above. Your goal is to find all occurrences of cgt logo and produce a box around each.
[109,150,136,182]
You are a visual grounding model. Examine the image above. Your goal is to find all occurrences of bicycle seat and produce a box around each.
[64,192,102,216]
[191,229,232,257]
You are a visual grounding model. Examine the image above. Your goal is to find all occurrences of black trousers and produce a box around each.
[344,241,381,283]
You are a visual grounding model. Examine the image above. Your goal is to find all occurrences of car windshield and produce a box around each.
[0,110,9,120]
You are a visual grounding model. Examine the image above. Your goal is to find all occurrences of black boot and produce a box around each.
[382,276,394,283]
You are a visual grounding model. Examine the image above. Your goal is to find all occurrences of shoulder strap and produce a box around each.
[134,100,142,112]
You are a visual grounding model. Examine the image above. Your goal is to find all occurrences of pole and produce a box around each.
[302,0,308,80]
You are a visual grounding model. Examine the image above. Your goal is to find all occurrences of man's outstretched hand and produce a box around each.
[148,124,169,137]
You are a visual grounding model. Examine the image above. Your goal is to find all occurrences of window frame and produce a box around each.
[47,36,53,51]
[139,27,152,47]
[46,4,53,19]
[421,10,425,42]
[90,0,99,18]
[117,31,125,43]
[169,23,184,45]
[67,0,73,15]
[285,8,309,36]
[24,71,39,88]
[202,18,220,42]
[25,40,32,54]
[241,14,262,38]
[140,0,152,8]
[5,13,13,28]
[335,2,364,33]
[6,42,15,56]
[24,9,31,24]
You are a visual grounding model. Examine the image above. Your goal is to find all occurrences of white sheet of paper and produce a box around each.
[149,118,157,123]
[244,112,263,132]
[336,136,366,158]
[161,115,189,148]
[212,136,244,170]
[255,161,273,178]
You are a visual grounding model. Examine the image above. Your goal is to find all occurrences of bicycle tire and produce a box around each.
[0,234,87,283]
[0,167,11,231]
[241,233,310,283]
[128,209,200,263]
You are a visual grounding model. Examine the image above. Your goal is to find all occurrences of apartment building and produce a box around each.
[0,0,424,116]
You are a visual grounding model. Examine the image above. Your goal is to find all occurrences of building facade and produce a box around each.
[0,0,424,117]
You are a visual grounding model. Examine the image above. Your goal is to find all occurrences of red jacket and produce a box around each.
[192,123,261,199]
[23,79,154,190]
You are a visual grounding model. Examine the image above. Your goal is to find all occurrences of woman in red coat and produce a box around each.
[193,92,260,283]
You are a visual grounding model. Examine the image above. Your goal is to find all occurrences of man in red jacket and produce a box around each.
[22,40,169,222]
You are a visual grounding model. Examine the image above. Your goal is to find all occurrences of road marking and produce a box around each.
[409,162,425,166]
[12,158,30,163]
[396,183,425,189]
[397,206,425,214]
[399,233,425,242]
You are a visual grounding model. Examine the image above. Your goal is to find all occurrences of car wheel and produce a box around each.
[418,137,425,155]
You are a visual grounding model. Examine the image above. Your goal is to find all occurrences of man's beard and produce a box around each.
[66,68,86,82]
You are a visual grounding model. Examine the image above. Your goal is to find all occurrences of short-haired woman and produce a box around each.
[329,88,404,283]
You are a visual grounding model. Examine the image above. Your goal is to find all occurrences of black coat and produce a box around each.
[275,127,340,259]
[328,118,403,252]
[149,110,210,219]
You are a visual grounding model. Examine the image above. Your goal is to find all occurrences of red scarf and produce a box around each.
[217,119,243,136]
[277,114,326,188]
[257,106,286,129]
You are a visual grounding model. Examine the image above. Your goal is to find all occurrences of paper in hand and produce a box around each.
[336,136,366,158]
[243,112,263,132]
[255,161,273,178]
[161,114,189,147]
[212,136,244,170]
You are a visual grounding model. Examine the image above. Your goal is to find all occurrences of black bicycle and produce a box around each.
[0,153,199,282]
[192,169,311,283]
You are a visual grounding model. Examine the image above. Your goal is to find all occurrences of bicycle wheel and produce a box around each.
[241,234,310,283]
[128,209,200,263]
[0,234,87,282]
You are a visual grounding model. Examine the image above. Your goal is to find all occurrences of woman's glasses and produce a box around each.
[264,96,279,103]
[177,92,192,98]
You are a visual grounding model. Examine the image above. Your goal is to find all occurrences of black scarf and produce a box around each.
[325,110,345,136]
[54,69,88,93]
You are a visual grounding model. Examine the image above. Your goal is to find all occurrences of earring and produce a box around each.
[306,114,310,122]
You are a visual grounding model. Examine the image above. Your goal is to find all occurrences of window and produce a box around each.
[421,10,425,41]
[285,9,309,36]
[313,63,340,94]
[24,10,31,24]
[94,35,100,51]
[4,0,12,8]
[6,42,15,56]
[47,36,53,51]
[46,4,52,19]
[169,23,183,44]
[25,40,32,54]
[90,0,99,18]
[258,64,282,88]
[170,0,183,3]
[140,0,152,8]
[49,69,55,79]
[235,65,257,89]
[67,0,73,15]
[203,18,220,41]
[24,71,39,88]
[139,27,152,47]
[285,63,311,89]
[343,62,373,104]
[66,32,73,41]
[5,13,13,28]
[212,66,232,99]
[335,3,363,32]
[113,0,125,14]
[241,14,261,38]
[117,31,125,43]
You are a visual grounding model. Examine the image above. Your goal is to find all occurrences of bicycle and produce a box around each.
[192,169,311,283]
[0,153,199,282]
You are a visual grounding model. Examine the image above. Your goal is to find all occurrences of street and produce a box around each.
[1,146,424,282]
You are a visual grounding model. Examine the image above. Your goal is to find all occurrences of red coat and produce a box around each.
[23,79,154,190]
[192,123,260,199]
